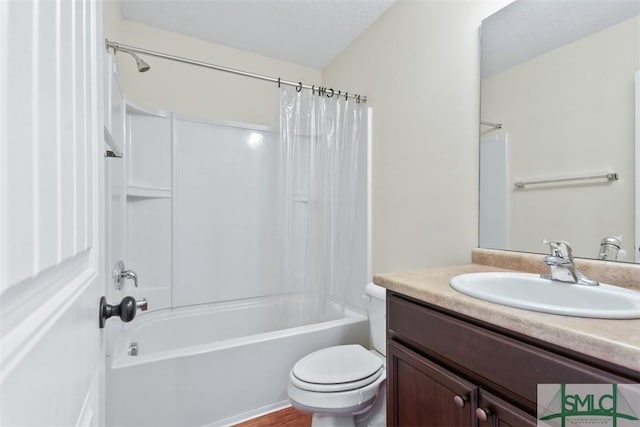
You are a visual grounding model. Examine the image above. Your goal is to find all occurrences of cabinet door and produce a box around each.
[388,340,477,427]
[476,390,536,427]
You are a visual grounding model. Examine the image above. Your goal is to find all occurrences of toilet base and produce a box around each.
[312,414,356,427]
[304,382,386,427]
[354,382,386,427]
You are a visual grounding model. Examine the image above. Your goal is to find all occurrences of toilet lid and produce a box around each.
[292,345,383,386]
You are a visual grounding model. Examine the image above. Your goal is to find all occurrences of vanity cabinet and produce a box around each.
[388,341,534,426]
[386,291,636,427]
[388,341,477,426]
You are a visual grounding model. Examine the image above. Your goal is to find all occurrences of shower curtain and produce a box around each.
[279,87,365,324]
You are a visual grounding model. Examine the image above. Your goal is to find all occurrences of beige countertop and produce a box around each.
[373,262,640,373]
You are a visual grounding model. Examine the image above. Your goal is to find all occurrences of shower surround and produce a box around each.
[105,88,369,426]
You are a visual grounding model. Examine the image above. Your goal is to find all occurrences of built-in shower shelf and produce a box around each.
[126,184,172,199]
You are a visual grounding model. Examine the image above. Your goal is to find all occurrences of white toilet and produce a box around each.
[287,283,387,427]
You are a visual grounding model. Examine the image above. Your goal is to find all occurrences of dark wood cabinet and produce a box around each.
[388,341,477,426]
[386,291,638,427]
[388,339,534,427]
[476,390,536,427]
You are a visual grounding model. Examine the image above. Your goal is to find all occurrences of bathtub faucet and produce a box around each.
[114,260,138,290]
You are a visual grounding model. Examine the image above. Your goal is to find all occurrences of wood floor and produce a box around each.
[233,407,311,427]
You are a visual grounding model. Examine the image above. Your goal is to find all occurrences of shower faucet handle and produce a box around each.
[113,260,138,290]
[121,270,138,287]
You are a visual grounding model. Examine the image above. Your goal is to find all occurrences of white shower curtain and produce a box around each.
[279,87,365,324]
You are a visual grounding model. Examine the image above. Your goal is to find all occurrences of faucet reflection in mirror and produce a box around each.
[479,0,640,262]
[599,235,626,261]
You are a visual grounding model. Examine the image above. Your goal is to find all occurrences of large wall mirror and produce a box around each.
[479,0,640,263]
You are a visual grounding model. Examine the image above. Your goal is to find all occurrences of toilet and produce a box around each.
[287,283,387,427]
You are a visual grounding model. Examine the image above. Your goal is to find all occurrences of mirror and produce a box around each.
[479,0,640,262]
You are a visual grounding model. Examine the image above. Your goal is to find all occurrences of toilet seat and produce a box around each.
[290,345,384,393]
[290,367,383,393]
[288,368,386,414]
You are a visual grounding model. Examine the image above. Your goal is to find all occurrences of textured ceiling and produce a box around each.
[119,0,395,69]
[482,0,640,77]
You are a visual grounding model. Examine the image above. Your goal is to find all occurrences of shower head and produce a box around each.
[116,48,150,72]
[132,52,151,73]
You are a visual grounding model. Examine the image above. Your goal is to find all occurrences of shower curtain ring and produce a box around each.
[328,89,334,98]
[277,77,281,88]
[296,82,303,93]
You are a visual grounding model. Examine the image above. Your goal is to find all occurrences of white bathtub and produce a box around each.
[106,296,369,427]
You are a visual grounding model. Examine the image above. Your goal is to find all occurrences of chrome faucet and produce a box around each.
[541,240,599,286]
[113,260,138,290]
[598,235,623,261]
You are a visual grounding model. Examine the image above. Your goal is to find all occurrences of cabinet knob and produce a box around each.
[475,408,490,422]
[453,395,466,408]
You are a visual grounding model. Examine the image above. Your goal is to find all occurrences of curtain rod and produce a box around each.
[105,39,367,103]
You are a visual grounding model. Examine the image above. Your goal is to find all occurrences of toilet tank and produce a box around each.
[365,282,386,356]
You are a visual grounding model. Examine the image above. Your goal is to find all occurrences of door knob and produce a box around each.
[136,298,148,311]
[99,296,148,328]
[113,260,138,290]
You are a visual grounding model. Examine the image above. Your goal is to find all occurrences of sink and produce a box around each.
[450,272,640,319]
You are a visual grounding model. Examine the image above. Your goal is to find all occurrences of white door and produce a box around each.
[0,1,106,425]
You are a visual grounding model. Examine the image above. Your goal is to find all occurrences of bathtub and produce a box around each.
[106,295,369,427]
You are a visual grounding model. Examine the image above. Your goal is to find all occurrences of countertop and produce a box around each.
[373,263,640,373]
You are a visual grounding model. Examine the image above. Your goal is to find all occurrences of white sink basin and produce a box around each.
[450,272,640,319]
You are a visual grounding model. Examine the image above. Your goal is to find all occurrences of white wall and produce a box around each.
[482,15,639,258]
[323,0,511,274]
[104,8,322,129]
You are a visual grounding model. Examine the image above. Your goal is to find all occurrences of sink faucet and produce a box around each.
[541,240,599,286]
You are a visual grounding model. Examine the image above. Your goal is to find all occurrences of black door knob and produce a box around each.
[99,296,142,328]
